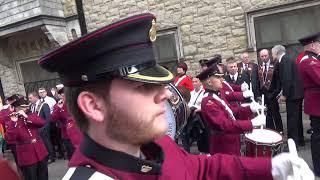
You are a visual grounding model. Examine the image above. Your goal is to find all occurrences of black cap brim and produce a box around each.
[124,64,173,84]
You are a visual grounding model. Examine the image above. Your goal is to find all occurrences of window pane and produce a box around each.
[254,5,320,49]
[154,33,178,63]
[282,9,317,44]
[255,17,282,48]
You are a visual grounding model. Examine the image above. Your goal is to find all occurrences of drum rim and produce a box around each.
[167,83,188,139]
[244,128,284,145]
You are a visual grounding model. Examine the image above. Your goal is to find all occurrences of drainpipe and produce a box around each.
[75,0,87,35]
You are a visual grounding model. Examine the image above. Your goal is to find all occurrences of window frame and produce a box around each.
[155,26,184,63]
[245,0,320,51]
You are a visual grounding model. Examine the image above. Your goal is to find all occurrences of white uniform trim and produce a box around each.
[300,55,317,63]
[62,167,76,180]
[222,81,234,92]
[174,75,186,86]
[89,171,114,180]
[62,167,114,180]
[204,92,236,120]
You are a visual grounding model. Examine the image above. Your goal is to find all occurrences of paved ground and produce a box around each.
[3,103,320,179]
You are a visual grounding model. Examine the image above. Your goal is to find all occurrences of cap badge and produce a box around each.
[149,19,157,42]
[81,75,88,81]
[141,165,152,173]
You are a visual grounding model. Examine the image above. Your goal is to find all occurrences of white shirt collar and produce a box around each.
[263,59,270,66]
[243,63,249,69]
[230,72,238,80]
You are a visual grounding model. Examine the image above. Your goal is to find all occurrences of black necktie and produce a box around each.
[231,76,235,83]
[263,63,268,80]
[245,64,248,70]
[31,104,35,113]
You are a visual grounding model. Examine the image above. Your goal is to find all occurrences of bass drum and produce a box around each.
[165,83,188,140]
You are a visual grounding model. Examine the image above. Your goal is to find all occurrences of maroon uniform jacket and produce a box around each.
[51,104,83,147]
[0,158,20,180]
[298,51,320,116]
[66,119,83,149]
[1,108,17,145]
[221,81,244,103]
[51,104,70,140]
[68,134,272,180]
[12,114,48,166]
[201,90,253,155]
[173,75,194,91]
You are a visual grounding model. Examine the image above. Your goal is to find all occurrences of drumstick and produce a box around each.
[288,139,300,180]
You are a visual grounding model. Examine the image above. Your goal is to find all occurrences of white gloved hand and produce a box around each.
[250,114,266,127]
[243,90,254,98]
[271,153,314,180]
[249,101,265,113]
[241,82,249,92]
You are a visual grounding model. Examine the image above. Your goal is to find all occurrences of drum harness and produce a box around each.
[203,92,236,136]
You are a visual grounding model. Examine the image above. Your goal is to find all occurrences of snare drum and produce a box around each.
[165,83,188,140]
[245,128,284,157]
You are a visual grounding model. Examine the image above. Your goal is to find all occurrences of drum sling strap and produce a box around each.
[63,166,114,180]
[174,75,186,86]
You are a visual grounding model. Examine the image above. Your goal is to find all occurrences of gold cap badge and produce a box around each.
[149,19,157,42]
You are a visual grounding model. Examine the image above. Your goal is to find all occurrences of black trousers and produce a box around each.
[40,125,55,160]
[310,116,320,176]
[265,96,283,132]
[180,126,191,152]
[51,123,65,158]
[21,158,48,180]
[286,99,304,145]
[63,139,75,160]
[7,144,18,166]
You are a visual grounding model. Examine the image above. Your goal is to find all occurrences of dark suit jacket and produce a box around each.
[224,73,249,86]
[38,103,51,122]
[279,54,304,100]
[37,102,51,133]
[237,62,260,97]
[258,61,282,100]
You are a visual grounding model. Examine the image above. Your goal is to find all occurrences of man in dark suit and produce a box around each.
[258,49,283,132]
[225,57,250,86]
[238,52,260,99]
[28,91,55,163]
[272,45,305,146]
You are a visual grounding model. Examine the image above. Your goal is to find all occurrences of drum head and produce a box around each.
[165,83,188,140]
[165,101,176,139]
[245,128,283,144]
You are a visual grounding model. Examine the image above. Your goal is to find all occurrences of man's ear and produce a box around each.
[77,91,106,123]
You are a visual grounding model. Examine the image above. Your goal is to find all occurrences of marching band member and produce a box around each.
[39,13,312,180]
[1,94,20,166]
[51,87,83,160]
[10,97,48,180]
[297,32,320,177]
[173,62,194,91]
[198,63,265,155]
[204,54,254,107]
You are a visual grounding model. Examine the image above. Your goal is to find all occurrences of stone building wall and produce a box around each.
[61,0,77,17]
[82,0,300,76]
[0,0,64,27]
[0,29,56,96]
[0,0,78,97]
